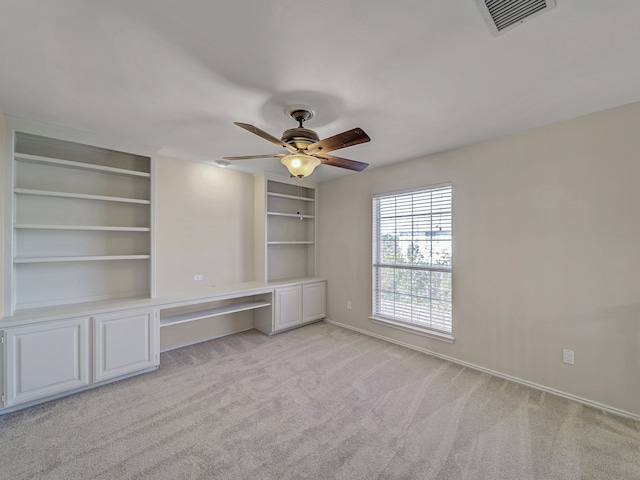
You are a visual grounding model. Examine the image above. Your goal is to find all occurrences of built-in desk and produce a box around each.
[0,278,325,414]
[156,282,276,351]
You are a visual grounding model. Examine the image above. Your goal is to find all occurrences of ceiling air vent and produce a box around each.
[476,0,557,35]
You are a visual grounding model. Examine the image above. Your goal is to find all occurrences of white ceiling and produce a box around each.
[1,0,639,182]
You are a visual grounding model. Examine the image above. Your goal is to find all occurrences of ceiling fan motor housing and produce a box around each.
[281,127,319,149]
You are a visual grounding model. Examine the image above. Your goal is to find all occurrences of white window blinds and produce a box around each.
[373,184,452,333]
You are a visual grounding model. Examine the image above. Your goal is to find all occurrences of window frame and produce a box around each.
[370,183,454,343]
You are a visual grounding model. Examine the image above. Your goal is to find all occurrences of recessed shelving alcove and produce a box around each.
[254,173,317,283]
[4,123,155,314]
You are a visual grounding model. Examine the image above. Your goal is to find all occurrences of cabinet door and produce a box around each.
[4,317,90,407]
[303,282,326,323]
[274,286,302,331]
[93,308,159,383]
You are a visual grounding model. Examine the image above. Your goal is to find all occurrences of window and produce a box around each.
[372,184,452,338]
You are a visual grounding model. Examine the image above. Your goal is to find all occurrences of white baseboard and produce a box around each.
[323,319,640,422]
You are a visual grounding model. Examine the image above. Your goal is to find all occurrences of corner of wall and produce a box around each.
[0,112,5,317]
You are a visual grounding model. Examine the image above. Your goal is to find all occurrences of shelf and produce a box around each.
[267,212,315,219]
[160,301,272,327]
[15,224,150,232]
[267,192,315,202]
[14,255,151,264]
[14,188,151,205]
[267,241,315,245]
[14,152,151,178]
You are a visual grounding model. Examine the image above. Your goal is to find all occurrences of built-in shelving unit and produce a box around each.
[254,173,317,282]
[5,126,154,314]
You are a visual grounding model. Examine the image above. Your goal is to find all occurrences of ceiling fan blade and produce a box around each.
[317,153,369,172]
[306,127,371,154]
[223,154,285,160]
[234,122,297,153]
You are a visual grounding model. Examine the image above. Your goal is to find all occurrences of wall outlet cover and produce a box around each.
[563,349,575,365]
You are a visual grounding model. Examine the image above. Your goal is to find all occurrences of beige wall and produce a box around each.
[0,111,5,318]
[317,101,640,417]
[154,157,255,349]
[154,156,254,294]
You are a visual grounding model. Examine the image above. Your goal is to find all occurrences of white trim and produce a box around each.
[372,183,453,333]
[324,319,640,422]
[369,315,454,343]
[3,117,16,315]
[372,181,452,199]
[5,115,158,157]
[149,156,156,299]
[372,262,451,273]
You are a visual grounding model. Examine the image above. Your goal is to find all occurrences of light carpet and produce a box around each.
[1,322,638,479]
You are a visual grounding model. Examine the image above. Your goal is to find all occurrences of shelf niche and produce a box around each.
[7,130,154,314]
[254,174,317,283]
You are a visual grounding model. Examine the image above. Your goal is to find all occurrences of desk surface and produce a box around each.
[0,278,324,327]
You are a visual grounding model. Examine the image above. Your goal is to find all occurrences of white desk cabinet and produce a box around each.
[269,280,326,334]
[3,317,90,407]
[93,308,159,382]
[303,282,326,323]
[274,285,303,331]
[1,307,159,409]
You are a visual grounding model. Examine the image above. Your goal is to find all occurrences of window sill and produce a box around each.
[369,316,455,344]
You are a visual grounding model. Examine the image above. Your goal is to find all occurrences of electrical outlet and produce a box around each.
[193,274,204,281]
[347,300,352,310]
[563,349,574,365]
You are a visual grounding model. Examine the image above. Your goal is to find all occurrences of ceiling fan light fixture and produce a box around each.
[281,154,321,178]
[227,107,370,175]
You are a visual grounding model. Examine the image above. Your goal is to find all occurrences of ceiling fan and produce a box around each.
[224,105,370,178]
